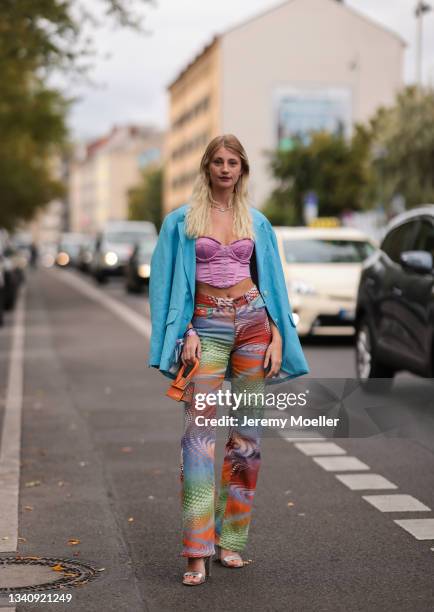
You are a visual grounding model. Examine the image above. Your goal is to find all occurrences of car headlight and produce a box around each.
[56,252,70,266]
[138,263,151,278]
[288,279,317,296]
[42,254,55,268]
[104,251,118,266]
[291,312,300,326]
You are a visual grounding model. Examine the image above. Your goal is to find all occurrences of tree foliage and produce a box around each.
[263,129,372,225]
[366,85,434,210]
[0,0,150,230]
[263,85,434,225]
[128,168,163,230]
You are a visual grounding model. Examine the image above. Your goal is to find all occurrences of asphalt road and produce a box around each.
[0,267,433,611]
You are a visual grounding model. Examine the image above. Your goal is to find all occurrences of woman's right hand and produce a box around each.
[181,334,201,366]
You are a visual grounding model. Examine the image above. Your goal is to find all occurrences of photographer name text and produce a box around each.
[195,415,339,428]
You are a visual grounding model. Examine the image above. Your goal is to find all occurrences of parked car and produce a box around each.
[11,231,33,265]
[124,237,157,293]
[273,227,377,336]
[91,220,157,284]
[0,230,25,311]
[355,205,434,390]
[56,233,86,268]
[0,258,5,326]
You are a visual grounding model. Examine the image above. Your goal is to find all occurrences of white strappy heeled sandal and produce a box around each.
[214,544,247,568]
[182,556,212,586]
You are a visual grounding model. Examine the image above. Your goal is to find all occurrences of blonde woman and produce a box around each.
[149,134,308,586]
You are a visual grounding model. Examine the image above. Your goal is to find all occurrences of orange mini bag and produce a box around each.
[166,358,200,402]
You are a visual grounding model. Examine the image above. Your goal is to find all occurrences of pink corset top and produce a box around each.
[195,236,254,288]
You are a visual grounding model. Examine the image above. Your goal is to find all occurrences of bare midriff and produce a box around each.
[195,277,255,300]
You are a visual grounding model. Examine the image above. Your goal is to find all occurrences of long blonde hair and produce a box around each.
[185,134,255,239]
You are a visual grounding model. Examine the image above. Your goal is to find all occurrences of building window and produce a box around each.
[171,130,210,161]
[172,95,210,130]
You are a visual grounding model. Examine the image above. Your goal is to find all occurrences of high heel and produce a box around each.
[214,544,246,568]
[182,556,211,586]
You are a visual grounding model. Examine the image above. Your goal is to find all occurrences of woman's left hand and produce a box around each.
[264,335,282,378]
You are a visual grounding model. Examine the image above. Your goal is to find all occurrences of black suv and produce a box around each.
[355,205,434,389]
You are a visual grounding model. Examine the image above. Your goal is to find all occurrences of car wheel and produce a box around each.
[0,291,4,326]
[95,271,107,285]
[355,317,394,392]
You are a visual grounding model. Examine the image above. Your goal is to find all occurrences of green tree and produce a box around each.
[263,129,371,225]
[128,168,163,230]
[367,85,434,211]
[0,0,150,229]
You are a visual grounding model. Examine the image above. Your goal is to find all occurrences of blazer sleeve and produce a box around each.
[265,220,293,314]
[148,213,178,367]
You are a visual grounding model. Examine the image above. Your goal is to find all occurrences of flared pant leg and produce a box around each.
[180,308,233,558]
[214,299,272,552]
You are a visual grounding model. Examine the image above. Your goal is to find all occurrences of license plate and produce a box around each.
[339,309,355,321]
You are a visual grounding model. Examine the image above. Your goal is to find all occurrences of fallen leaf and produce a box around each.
[52,564,66,572]
[63,571,79,577]
[57,481,65,487]
[24,506,33,511]
[2,537,9,541]
[67,538,80,546]
[97,568,105,572]
[25,480,41,488]
[18,537,27,543]
[287,501,295,507]
[128,517,134,523]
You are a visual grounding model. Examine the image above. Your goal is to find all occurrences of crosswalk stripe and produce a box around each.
[336,474,398,490]
[362,495,430,512]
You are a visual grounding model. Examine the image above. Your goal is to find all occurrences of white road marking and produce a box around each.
[336,474,398,490]
[313,456,370,471]
[362,495,430,512]
[0,289,26,553]
[295,442,346,456]
[394,519,434,540]
[49,269,152,338]
[282,435,326,441]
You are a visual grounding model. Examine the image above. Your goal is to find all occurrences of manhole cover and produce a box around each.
[0,557,99,592]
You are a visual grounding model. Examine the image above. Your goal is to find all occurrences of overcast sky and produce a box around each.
[67,0,434,141]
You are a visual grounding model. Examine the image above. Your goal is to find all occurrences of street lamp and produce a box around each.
[415,1,432,86]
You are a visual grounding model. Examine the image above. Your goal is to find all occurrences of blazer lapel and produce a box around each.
[178,220,196,297]
[252,212,268,272]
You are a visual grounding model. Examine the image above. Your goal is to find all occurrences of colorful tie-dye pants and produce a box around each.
[180,284,272,558]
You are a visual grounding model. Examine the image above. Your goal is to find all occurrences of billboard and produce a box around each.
[274,86,353,150]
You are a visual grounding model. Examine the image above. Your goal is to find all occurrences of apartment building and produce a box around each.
[69,125,163,233]
[164,0,405,213]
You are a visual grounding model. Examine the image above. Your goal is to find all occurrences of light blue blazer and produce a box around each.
[148,204,309,384]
